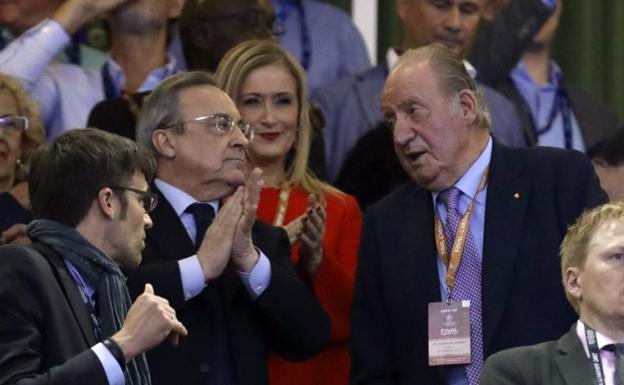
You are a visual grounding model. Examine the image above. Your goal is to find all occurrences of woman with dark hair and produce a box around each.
[216,39,362,385]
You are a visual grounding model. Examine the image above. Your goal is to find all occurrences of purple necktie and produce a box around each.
[438,187,484,385]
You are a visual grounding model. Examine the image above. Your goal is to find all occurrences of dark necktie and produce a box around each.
[186,203,215,248]
[185,202,235,384]
[438,187,484,385]
[608,343,624,385]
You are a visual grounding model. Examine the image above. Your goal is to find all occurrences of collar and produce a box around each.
[576,320,618,357]
[511,60,563,90]
[432,136,492,206]
[154,178,219,217]
[386,47,477,80]
[104,53,180,93]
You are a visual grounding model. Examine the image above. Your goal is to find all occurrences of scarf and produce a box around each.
[28,219,151,385]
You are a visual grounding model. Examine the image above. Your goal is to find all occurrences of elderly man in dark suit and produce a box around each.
[0,129,187,385]
[128,71,330,385]
[351,44,607,385]
[481,201,624,385]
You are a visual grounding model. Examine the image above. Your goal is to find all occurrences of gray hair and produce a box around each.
[136,71,218,152]
[396,44,492,130]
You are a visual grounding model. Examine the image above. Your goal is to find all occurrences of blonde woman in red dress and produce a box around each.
[216,39,362,385]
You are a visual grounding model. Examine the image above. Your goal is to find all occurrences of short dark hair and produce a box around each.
[179,0,276,72]
[587,127,624,167]
[29,128,156,227]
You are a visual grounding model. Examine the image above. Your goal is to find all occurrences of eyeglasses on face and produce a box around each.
[111,186,159,213]
[0,115,29,135]
[162,114,255,142]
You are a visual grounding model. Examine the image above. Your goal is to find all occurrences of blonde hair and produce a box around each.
[560,201,624,312]
[0,73,46,183]
[216,39,341,205]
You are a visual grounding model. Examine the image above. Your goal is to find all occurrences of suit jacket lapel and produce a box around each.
[482,143,530,352]
[148,185,196,261]
[33,243,97,346]
[556,327,595,385]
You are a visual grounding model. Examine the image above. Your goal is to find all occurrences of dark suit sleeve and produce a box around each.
[471,0,553,87]
[0,246,107,385]
[350,209,398,385]
[480,348,533,385]
[253,224,331,361]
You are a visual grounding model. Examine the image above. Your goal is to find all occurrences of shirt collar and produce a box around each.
[432,136,492,206]
[154,178,219,217]
[511,60,563,89]
[105,53,180,93]
[576,320,617,356]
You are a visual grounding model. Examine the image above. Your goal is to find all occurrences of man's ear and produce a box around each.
[96,187,116,220]
[457,89,478,123]
[564,266,583,302]
[152,129,176,158]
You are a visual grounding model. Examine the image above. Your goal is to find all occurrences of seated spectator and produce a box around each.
[271,0,370,92]
[216,39,362,385]
[588,128,624,202]
[481,201,624,385]
[0,0,184,139]
[0,73,45,233]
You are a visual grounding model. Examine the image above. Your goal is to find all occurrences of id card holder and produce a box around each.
[428,300,471,366]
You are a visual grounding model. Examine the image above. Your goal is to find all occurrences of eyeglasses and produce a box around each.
[162,114,255,142]
[112,186,159,213]
[0,115,29,135]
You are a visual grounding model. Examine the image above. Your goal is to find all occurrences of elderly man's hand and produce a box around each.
[231,168,263,273]
[196,187,244,281]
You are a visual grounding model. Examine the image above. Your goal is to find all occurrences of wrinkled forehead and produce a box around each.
[178,85,242,120]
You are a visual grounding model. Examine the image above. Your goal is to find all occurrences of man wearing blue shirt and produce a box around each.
[0,128,188,385]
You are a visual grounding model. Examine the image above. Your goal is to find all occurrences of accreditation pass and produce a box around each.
[428,300,471,366]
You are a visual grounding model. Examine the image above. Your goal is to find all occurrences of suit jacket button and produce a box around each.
[199,363,211,373]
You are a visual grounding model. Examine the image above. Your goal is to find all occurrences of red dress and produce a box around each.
[257,187,362,385]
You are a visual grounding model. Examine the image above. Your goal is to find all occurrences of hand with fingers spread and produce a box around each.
[299,194,326,277]
[231,168,263,273]
[111,284,188,362]
[196,187,245,281]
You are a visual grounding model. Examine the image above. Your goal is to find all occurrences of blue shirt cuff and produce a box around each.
[238,250,272,299]
[178,256,206,300]
[92,342,125,385]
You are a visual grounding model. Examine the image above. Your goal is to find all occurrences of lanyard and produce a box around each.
[534,86,574,150]
[434,169,488,300]
[76,282,102,340]
[585,325,608,385]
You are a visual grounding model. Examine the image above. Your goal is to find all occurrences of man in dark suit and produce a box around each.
[0,129,187,384]
[481,201,624,385]
[128,71,330,385]
[351,44,607,385]
[312,0,553,182]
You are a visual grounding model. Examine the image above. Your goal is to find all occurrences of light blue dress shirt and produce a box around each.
[0,18,181,140]
[154,179,272,299]
[430,137,492,385]
[510,60,585,151]
[271,0,370,92]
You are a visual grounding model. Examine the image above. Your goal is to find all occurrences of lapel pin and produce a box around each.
[513,192,520,200]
